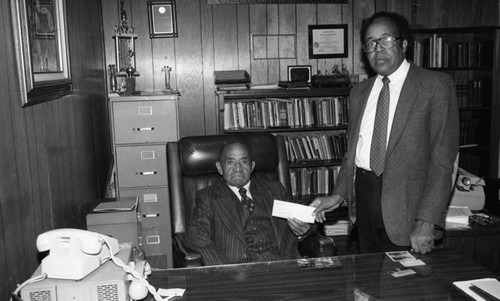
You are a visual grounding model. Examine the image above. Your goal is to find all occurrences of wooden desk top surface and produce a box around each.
[147,249,498,300]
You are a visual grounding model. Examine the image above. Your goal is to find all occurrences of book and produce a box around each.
[454,278,500,301]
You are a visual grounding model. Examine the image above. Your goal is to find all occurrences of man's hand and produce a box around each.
[410,220,435,254]
[309,194,344,223]
[287,218,311,237]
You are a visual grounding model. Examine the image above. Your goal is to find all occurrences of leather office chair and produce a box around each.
[167,133,335,267]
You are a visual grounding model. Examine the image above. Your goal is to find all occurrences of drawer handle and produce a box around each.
[143,213,160,218]
[133,127,155,131]
[137,171,157,176]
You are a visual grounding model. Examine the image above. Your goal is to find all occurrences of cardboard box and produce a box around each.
[86,200,141,246]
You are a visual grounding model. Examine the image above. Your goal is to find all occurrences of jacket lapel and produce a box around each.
[386,64,422,158]
[211,180,246,244]
[251,181,286,250]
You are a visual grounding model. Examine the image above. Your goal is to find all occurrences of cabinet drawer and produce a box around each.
[116,145,167,188]
[112,100,178,144]
[119,188,171,229]
[139,227,171,256]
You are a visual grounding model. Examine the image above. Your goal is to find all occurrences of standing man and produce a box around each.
[186,142,309,266]
[311,11,459,254]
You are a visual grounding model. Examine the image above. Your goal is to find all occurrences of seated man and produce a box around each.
[185,141,310,266]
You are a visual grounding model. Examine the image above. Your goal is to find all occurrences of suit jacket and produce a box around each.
[334,63,460,246]
[185,178,300,265]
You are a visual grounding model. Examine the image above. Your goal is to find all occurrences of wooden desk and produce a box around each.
[443,223,500,275]
[147,249,497,300]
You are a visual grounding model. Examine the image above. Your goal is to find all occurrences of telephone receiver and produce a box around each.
[36,228,119,280]
[37,228,104,255]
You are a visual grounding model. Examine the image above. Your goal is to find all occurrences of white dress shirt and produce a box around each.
[355,59,410,170]
[228,181,252,202]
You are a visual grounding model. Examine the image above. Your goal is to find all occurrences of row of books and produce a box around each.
[289,166,341,198]
[455,79,486,108]
[283,133,347,162]
[223,96,349,130]
[412,35,493,68]
[459,110,485,146]
[459,153,484,178]
[459,117,479,146]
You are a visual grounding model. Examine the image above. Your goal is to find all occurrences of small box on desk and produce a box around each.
[86,197,141,246]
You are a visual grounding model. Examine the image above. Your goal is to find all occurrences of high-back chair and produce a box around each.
[167,133,334,267]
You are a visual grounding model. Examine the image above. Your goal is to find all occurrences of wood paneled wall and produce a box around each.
[102,0,498,138]
[0,0,110,298]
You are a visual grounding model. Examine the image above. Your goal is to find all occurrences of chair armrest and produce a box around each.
[173,235,203,267]
[298,231,336,258]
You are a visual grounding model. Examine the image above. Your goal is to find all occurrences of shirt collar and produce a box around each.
[378,59,410,84]
[227,180,251,198]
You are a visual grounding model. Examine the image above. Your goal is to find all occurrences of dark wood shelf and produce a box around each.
[224,125,348,133]
[459,106,491,111]
[459,144,489,151]
[411,26,500,34]
[289,159,343,168]
[219,86,351,101]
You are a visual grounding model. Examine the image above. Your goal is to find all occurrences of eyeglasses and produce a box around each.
[363,36,401,53]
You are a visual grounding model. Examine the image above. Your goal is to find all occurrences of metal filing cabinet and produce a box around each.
[109,93,179,268]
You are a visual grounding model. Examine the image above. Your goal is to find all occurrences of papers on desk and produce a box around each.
[445,205,472,229]
[454,278,500,301]
[272,200,315,223]
[93,196,138,212]
[157,288,185,300]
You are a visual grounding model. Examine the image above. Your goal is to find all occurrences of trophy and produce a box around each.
[113,0,139,95]
[108,64,118,93]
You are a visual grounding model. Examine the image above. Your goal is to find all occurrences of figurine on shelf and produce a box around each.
[162,65,172,90]
[332,65,339,74]
[108,64,118,93]
[341,63,350,76]
[119,0,129,34]
[161,56,172,90]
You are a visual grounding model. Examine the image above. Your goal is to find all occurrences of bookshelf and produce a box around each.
[216,87,350,203]
[411,26,500,178]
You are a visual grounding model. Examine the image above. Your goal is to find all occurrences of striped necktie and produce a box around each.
[238,187,255,213]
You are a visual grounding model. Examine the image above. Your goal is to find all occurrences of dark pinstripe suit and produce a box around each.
[185,178,300,266]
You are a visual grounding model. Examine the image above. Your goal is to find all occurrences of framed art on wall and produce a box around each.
[287,65,312,83]
[11,0,72,106]
[148,0,178,38]
[308,24,348,59]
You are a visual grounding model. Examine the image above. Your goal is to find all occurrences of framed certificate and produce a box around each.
[308,24,348,59]
[147,0,178,38]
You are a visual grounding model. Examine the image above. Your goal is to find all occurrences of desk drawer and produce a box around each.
[119,188,171,229]
[116,145,167,188]
[112,100,178,144]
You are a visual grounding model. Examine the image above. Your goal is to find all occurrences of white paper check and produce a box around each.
[272,200,315,223]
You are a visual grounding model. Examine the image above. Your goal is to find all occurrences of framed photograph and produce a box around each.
[288,65,312,83]
[308,24,348,59]
[33,3,56,38]
[11,0,71,106]
[147,0,178,38]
